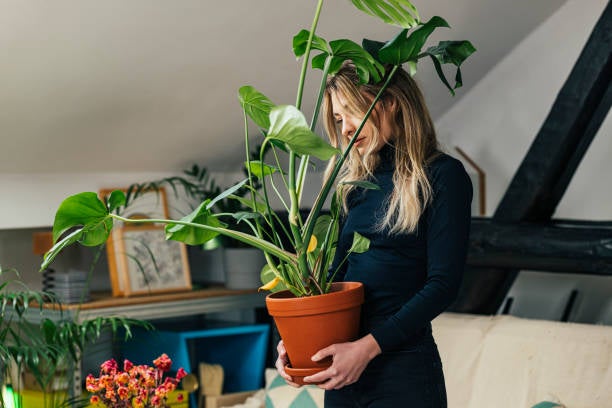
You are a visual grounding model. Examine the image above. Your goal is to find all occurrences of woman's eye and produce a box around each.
[335,118,342,124]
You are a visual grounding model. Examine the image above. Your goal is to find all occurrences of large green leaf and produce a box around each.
[306,36,384,85]
[238,86,275,130]
[423,40,476,95]
[52,192,111,245]
[378,16,449,65]
[293,29,330,57]
[267,105,339,160]
[350,0,420,28]
[165,201,225,245]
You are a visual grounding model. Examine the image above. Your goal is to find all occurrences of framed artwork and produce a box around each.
[100,187,191,296]
[116,225,191,296]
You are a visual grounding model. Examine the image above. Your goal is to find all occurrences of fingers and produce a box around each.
[304,366,355,390]
[310,344,334,362]
[275,340,301,388]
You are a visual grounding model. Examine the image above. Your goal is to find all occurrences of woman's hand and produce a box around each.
[275,340,302,387]
[303,334,381,390]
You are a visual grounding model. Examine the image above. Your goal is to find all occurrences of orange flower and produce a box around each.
[153,353,172,372]
[88,354,187,408]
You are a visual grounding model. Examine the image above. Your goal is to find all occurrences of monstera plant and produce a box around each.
[42,0,475,298]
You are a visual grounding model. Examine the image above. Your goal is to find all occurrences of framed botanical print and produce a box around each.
[116,225,191,296]
[100,187,191,296]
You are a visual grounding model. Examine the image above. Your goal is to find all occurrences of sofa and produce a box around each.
[215,313,612,408]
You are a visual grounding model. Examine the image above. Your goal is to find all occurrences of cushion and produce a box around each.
[433,313,612,407]
[264,368,324,408]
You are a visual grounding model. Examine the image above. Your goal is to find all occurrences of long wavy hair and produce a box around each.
[322,61,440,234]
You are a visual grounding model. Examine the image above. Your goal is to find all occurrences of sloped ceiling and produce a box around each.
[0,0,565,174]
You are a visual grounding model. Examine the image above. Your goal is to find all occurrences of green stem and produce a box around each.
[296,56,332,203]
[295,0,325,110]
[110,215,297,266]
[290,0,325,284]
[243,110,265,242]
[302,65,400,254]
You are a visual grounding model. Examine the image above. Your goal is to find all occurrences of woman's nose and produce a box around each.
[342,120,355,138]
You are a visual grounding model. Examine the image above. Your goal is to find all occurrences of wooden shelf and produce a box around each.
[25,287,266,323]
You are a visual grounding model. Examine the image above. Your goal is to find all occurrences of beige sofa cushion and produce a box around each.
[432,313,612,408]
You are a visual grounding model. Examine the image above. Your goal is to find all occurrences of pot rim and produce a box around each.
[265,281,364,317]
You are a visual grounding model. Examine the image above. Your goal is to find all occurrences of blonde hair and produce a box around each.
[323,61,439,234]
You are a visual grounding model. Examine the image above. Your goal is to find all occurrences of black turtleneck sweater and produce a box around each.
[331,147,473,352]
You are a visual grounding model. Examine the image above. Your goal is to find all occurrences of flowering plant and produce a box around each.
[86,354,187,408]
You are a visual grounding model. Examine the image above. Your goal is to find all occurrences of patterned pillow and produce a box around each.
[264,368,324,408]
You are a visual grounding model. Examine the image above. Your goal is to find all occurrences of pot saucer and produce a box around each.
[285,365,326,386]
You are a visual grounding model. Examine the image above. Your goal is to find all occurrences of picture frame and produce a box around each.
[116,225,191,296]
[100,187,191,296]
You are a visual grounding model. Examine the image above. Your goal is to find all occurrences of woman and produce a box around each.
[276,61,473,407]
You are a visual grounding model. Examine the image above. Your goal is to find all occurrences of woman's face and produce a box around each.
[330,91,392,156]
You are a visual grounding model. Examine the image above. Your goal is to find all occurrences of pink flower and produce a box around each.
[153,353,172,372]
[124,359,134,372]
[100,358,118,374]
[88,354,187,408]
[176,367,187,381]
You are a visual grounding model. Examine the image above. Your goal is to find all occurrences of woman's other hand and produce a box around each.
[303,334,381,390]
[275,340,302,387]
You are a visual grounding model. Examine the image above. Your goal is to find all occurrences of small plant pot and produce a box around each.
[224,248,266,289]
[265,282,364,385]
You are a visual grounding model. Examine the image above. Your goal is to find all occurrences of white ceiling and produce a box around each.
[0,0,565,174]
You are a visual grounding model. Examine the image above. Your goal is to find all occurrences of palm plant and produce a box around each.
[42,0,475,297]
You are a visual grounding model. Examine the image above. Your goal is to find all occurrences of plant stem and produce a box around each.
[110,215,297,266]
[296,56,332,203]
[295,0,325,110]
[289,0,325,284]
[302,65,400,254]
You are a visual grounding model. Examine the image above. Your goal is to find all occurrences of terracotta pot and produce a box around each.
[265,282,364,384]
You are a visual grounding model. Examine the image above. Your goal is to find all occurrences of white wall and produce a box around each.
[437,0,611,324]
[437,0,610,219]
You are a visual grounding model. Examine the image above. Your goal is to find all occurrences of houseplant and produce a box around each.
[42,0,474,377]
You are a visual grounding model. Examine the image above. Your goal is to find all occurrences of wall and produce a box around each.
[436,0,611,323]
[1,0,609,324]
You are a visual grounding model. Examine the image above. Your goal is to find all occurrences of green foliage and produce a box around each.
[0,267,151,408]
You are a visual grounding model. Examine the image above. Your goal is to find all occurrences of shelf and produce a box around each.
[23,287,267,323]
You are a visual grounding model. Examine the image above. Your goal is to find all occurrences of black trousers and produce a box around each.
[324,338,447,407]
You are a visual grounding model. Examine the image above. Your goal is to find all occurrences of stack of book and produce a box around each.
[42,268,90,304]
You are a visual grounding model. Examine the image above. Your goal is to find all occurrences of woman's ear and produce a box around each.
[386,96,399,114]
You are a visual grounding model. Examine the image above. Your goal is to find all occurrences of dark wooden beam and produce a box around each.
[495,3,612,222]
[467,218,612,275]
[451,3,612,314]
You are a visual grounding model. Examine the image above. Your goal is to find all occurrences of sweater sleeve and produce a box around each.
[370,158,473,351]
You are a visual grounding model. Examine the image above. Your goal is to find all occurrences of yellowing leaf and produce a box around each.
[258,276,281,292]
[307,235,318,253]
